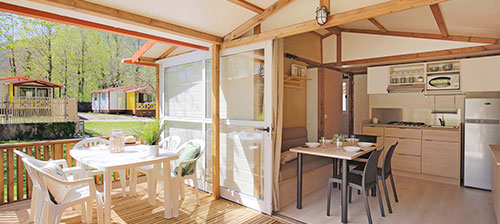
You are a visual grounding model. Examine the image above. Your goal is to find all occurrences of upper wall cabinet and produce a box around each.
[461,55,500,92]
[367,66,389,94]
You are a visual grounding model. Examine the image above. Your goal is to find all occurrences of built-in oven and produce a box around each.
[427,73,460,91]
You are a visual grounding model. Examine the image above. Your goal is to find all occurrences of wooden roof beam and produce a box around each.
[158,46,178,60]
[325,45,500,66]
[429,4,448,37]
[368,18,388,32]
[222,0,450,49]
[227,0,264,14]
[224,0,294,41]
[26,0,222,44]
[341,28,500,44]
[131,41,156,63]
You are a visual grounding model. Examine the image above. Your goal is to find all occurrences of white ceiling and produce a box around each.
[3,0,500,59]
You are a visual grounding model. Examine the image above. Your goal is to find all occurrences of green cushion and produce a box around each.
[174,142,200,176]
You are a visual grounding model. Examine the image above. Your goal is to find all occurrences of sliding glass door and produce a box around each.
[159,41,273,214]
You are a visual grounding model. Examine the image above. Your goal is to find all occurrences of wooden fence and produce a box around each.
[0,97,78,124]
[0,138,132,205]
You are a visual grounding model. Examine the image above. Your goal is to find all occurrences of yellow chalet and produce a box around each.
[91,86,155,117]
[0,76,63,101]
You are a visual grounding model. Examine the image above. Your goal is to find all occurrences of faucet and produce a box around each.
[438,116,445,126]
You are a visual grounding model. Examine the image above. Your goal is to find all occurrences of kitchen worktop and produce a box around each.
[490,145,500,165]
[362,123,459,130]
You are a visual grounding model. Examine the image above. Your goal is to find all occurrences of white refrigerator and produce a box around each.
[464,98,500,190]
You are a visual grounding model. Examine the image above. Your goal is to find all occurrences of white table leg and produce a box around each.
[129,168,136,196]
[163,160,173,218]
[104,171,112,224]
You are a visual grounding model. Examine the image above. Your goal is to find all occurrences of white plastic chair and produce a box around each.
[20,152,103,224]
[149,139,205,205]
[14,150,82,223]
[131,136,181,204]
[74,138,128,196]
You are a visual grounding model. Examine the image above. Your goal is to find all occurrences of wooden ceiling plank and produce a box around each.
[26,0,222,44]
[224,0,294,41]
[0,2,210,51]
[429,4,448,37]
[158,46,178,60]
[342,28,500,44]
[131,41,156,62]
[368,18,388,32]
[222,0,450,49]
[227,0,264,14]
[326,45,500,66]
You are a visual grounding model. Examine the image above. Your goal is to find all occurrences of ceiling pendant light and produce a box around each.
[315,6,329,25]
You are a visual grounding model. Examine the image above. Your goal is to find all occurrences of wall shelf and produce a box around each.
[284,75,311,89]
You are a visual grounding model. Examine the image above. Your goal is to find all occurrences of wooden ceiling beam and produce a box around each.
[320,0,330,11]
[26,0,222,44]
[227,0,264,14]
[224,0,294,41]
[137,57,157,63]
[368,18,388,32]
[122,59,156,67]
[325,45,500,66]
[429,4,448,37]
[222,0,450,49]
[342,28,500,44]
[131,41,156,63]
[158,46,178,60]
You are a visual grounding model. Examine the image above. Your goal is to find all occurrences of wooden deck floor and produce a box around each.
[0,182,283,224]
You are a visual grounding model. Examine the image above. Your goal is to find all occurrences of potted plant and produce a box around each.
[333,134,345,147]
[135,119,167,157]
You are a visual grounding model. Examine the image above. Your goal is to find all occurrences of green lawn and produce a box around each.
[84,121,151,137]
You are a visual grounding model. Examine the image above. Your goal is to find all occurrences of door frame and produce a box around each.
[158,40,274,214]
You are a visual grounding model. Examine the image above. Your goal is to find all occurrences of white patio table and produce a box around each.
[70,145,180,224]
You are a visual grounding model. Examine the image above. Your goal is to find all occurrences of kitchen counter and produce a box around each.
[490,145,500,165]
[362,123,459,130]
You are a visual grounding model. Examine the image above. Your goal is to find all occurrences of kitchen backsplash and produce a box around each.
[369,93,464,126]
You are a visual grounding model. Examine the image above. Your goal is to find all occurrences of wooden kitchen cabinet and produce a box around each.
[367,66,389,94]
[385,137,421,156]
[461,55,500,92]
[421,140,460,178]
[385,127,422,139]
[422,129,459,142]
[392,154,421,173]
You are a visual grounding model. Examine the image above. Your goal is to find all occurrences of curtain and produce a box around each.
[271,38,284,212]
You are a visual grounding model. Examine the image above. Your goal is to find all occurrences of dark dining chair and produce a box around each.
[327,149,385,224]
[352,142,399,213]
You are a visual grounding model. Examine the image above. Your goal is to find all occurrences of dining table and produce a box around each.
[70,144,180,224]
[290,142,380,223]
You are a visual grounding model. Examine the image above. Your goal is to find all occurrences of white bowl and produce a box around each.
[322,139,333,144]
[357,142,374,148]
[345,138,359,143]
[343,146,361,152]
[305,142,321,148]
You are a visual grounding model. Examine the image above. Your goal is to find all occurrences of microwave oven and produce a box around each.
[427,73,460,91]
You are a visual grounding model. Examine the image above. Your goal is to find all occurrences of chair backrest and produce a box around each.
[178,139,205,159]
[362,148,383,188]
[14,150,45,189]
[159,135,181,152]
[21,157,55,205]
[382,142,399,177]
[74,138,109,149]
[353,134,378,143]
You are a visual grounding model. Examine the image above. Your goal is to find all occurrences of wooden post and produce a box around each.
[212,44,220,199]
[348,74,354,136]
[155,64,160,119]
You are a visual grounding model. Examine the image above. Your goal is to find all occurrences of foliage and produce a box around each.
[0,12,156,102]
[133,119,167,145]
[333,134,345,142]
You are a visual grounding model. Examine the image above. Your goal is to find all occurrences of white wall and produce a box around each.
[109,91,118,110]
[353,75,369,134]
[306,68,318,142]
[322,32,486,63]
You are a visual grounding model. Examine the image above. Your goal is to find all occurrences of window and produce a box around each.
[36,88,49,98]
[20,87,35,97]
[342,80,347,112]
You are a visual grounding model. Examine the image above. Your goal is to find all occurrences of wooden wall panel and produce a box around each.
[283,87,307,128]
[284,32,322,63]
[322,68,342,138]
